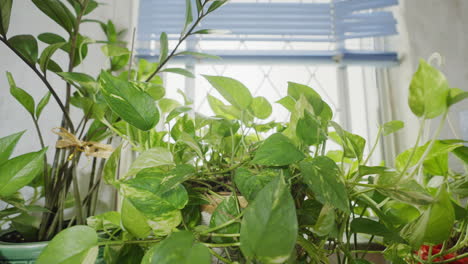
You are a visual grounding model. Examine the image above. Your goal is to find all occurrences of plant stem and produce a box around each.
[0,36,75,132]
[208,248,235,264]
[398,118,426,178]
[202,242,241,248]
[362,126,382,166]
[97,239,161,246]
[199,211,244,235]
[145,3,208,82]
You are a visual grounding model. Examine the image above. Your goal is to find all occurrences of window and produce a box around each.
[136,0,399,164]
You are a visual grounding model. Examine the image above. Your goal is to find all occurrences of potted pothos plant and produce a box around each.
[36,59,468,263]
[0,0,226,263]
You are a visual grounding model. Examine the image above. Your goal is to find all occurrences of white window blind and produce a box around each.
[137,0,399,65]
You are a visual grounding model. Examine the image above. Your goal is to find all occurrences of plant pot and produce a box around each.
[0,231,105,264]
[0,237,48,263]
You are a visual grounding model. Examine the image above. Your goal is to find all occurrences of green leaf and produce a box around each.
[395,140,464,171]
[300,156,350,213]
[377,180,434,205]
[351,218,401,241]
[37,32,66,44]
[148,231,210,264]
[166,106,191,123]
[234,168,277,202]
[249,96,272,120]
[178,132,203,158]
[402,186,455,248]
[209,195,241,243]
[252,133,305,166]
[35,92,51,119]
[121,166,194,235]
[161,68,195,78]
[296,111,327,145]
[183,0,193,34]
[87,211,121,231]
[382,120,404,136]
[0,0,13,36]
[447,87,468,107]
[452,146,468,164]
[31,0,76,33]
[121,198,152,238]
[207,0,228,13]
[195,0,203,14]
[36,226,98,264]
[103,144,122,185]
[125,147,174,177]
[310,204,335,237]
[100,71,159,131]
[101,44,130,57]
[330,121,366,161]
[159,98,181,114]
[383,201,420,225]
[39,42,64,73]
[288,82,323,115]
[203,75,253,110]
[7,72,35,116]
[0,131,25,164]
[159,32,168,64]
[0,148,47,197]
[240,175,298,264]
[177,51,221,60]
[193,29,230,35]
[8,35,38,64]
[207,95,242,120]
[408,59,449,118]
[58,72,98,94]
[276,96,296,112]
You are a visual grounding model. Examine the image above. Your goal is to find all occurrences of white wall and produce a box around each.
[388,0,468,153]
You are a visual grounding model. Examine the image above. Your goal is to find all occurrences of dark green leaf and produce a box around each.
[382,120,404,136]
[148,231,210,264]
[46,59,62,72]
[234,168,276,201]
[0,0,12,36]
[288,82,323,115]
[100,71,159,131]
[408,59,449,118]
[36,92,51,119]
[159,32,168,64]
[310,204,335,237]
[195,0,203,14]
[453,146,468,164]
[207,0,228,13]
[84,0,99,15]
[252,133,305,166]
[31,0,76,33]
[300,156,350,213]
[402,186,455,248]
[296,111,327,145]
[36,226,98,264]
[240,175,298,263]
[0,148,47,197]
[162,68,195,78]
[37,32,66,44]
[377,180,434,205]
[7,72,35,116]
[8,35,38,64]
[39,42,64,73]
[0,130,25,164]
[209,195,240,243]
[330,121,366,161]
[58,72,98,94]
[203,75,253,110]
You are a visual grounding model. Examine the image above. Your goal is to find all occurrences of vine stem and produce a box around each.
[362,126,382,166]
[199,211,244,235]
[398,118,426,179]
[0,36,75,133]
[202,242,241,248]
[144,2,209,82]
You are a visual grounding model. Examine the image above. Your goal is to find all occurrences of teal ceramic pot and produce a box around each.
[0,239,48,264]
[0,232,105,264]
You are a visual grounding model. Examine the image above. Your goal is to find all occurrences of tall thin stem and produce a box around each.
[0,36,75,133]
